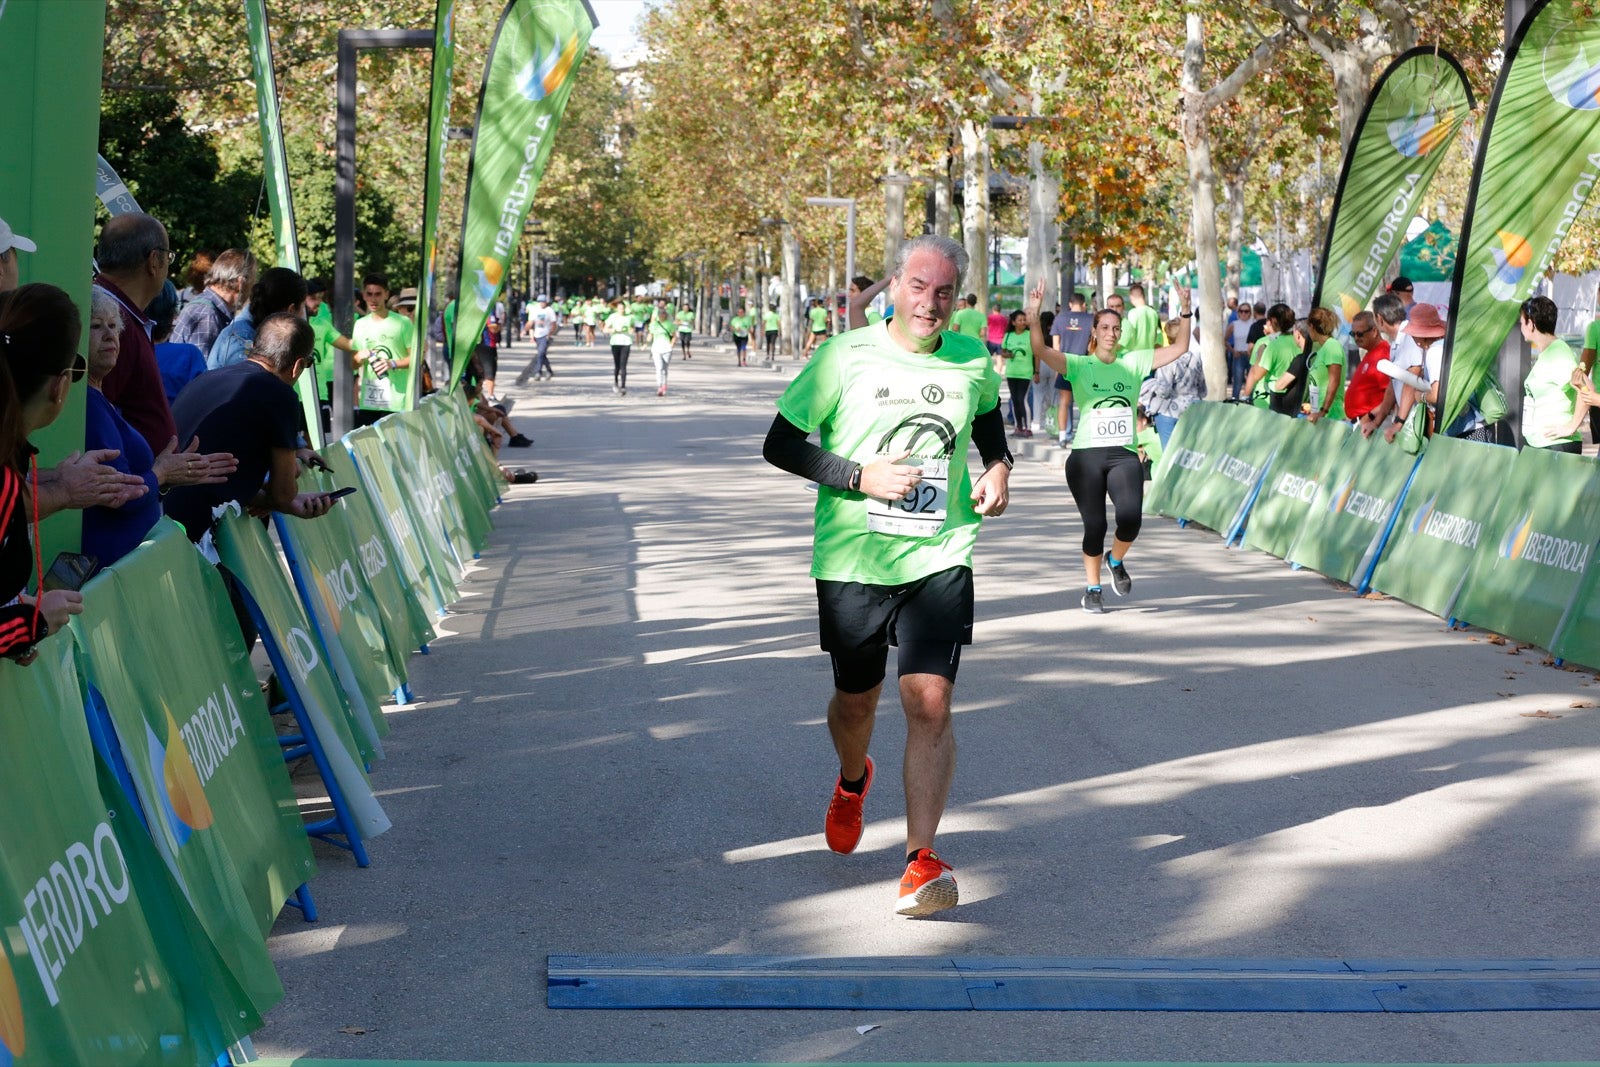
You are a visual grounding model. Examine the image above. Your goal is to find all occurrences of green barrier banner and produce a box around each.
[1314,48,1473,323]
[1370,436,1520,617]
[411,0,458,411]
[325,437,437,651]
[213,508,392,842]
[243,0,323,447]
[279,469,404,730]
[400,409,478,564]
[1177,404,1289,536]
[1286,429,1421,584]
[420,397,493,551]
[1144,401,1228,520]
[378,414,470,584]
[451,0,597,387]
[0,642,258,1065]
[1243,419,1357,559]
[1550,519,1600,668]
[71,523,309,1010]
[1439,0,1600,430]
[345,428,458,614]
[1450,445,1600,648]
[431,392,503,519]
[0,0,107,561]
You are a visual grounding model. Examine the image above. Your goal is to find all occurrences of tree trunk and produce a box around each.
[934,139,954,236]
[1026,131,1061,312]
[1225,171,1247,301]
[883,145,906,276]
[1183,13,1230,401]
[1060,234,1076,304]
[959,117,990,308]
[780,224,801,356]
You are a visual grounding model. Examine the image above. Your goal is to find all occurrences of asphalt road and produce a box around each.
[255,331,1600,1063]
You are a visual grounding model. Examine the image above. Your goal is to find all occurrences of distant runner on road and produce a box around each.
[762,235,1013,917]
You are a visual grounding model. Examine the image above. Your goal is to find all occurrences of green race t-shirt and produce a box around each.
[351,311,416,412]
[604,311,633,346]
[865,308,883,325]
[1001,330,1034,379]
[730,315,752,337]
[1120,304,1164,354]
[1137,424,1163,467]
[763,309,781,331]
[1309,335,1347,416]
[1585,317,1600,354]
[676,310,694,334]
[1524,337,1581,448]
[808,305,829,332]
[1063,349,1154,451]
[951,306,987,340]
[309,304,340,399]
[776,320,1001,584]
[1252,334,1297,408]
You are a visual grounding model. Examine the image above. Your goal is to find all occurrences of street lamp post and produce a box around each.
[806,196,856,332]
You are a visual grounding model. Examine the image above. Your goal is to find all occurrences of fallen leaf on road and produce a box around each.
[1496,692,1515,698]
[1488,634,1507,645]
[1520,710,1562,719]
[338,1026,373,1035]
[1307,616,1317,622]
[1180,687,1192,692]
[1569,701,1596,709]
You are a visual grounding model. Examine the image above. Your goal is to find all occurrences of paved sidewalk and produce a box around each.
[258,334,1600,1062]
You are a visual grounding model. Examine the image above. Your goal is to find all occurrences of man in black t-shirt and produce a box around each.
[1049,292,1094,446]
[165,313,335,541]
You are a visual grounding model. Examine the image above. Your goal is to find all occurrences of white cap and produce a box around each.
[0,217,36,256]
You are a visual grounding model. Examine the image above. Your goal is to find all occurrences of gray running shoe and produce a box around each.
[1109,560,1132,596]
[1082,587,1105,614]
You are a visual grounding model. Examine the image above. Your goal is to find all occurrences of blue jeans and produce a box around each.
[1228,354,1249,399]
[1153,413,1179,448]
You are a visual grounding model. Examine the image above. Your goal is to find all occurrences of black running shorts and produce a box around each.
[816,566,973,691]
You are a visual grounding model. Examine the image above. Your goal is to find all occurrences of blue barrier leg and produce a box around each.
[1177,517,1189,529]
[395,683,416,704]
[283,883,319,922]
[1555,658,1565,667]
[1356,457,1422,596]
[419,643,431,655]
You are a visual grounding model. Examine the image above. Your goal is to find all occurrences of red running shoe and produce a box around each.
[823,755,874,854]
[895,848,958,916]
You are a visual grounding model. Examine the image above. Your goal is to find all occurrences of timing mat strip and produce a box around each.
[546,955,1600,1012]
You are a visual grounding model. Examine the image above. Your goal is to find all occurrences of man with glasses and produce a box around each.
[93,213,178,454]
[1343,311,1391,424]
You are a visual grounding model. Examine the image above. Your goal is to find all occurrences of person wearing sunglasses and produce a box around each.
[1343,311,1391,424]
[0,284,91,663]
[92,212,177,456]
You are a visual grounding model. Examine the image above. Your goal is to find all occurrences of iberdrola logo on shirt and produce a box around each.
[876,413,956,458]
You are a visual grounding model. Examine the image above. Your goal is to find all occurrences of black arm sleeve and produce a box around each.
[971,406,1010,468]
[763,413,858,491]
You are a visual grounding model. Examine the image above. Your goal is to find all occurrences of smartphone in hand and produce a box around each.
[42,552,99,593]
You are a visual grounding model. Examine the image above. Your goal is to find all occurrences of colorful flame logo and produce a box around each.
[1501,510,1535,560]
[473,256,503,312]
[1409,493,1438,534]
[1483,230,1532,303]
[145,708,214,846]
[0,952,23,1064]
[1339,293,1363,324]
[1387,107,1455,157]
[1545,35,1600,110]
[313,569,345,635]
[1328,475,1356,514]
[515,35,578,102]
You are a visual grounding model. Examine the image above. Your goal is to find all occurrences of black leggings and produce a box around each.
[679,331,692,355]
[1065,446,1144,556]
[611,343,630,388]
[1007,377,1031,428]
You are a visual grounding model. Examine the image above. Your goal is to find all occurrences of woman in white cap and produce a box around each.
[0,217,37,295]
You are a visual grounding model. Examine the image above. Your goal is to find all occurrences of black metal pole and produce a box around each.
[333,28,433,439]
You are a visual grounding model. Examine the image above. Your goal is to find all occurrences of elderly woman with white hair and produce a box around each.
[83,286,236,566]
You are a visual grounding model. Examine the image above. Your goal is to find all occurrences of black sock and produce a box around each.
[839,770,867,795]
[907,850,923,865]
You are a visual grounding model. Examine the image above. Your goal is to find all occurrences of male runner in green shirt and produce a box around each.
[729,305,753,367]
[762,235,1013,918]
[950,294,987,344]
[351,272,416,424]
[762,305,782,361]
[1120,284,1165,353]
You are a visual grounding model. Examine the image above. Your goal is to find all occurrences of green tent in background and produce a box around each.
[1176,246,1262,289]
[1399,219,1456,282]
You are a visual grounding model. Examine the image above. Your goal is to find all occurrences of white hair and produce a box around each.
[891,235,967,286]
[89,286,124,332]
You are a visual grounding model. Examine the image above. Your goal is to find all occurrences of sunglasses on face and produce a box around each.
[65,354,87,382]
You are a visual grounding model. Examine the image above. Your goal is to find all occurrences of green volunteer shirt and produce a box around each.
[808,305,829,332]
[1252,334,1297,408]
[1309,336,1347,416]
[730,314,752,338]
[1001,330,1034,379]
[604,311,633,346]
[351,311,416,412]
[1062,349,1155,451]
[309,304,340,399]
[1585,317,1600,355]
[1524,337,1581,448]
[1120,304,1164,354]
[865,308,883,325]
[675,309,694,334]
[951,306,987,340]
[776,320,1001,585]
[1137,424,1163,466]
[763,309,781,331]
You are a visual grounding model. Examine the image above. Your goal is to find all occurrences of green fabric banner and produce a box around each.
[1370,436,1520,617]
[1450,445,1600,648]
[412,0,458,410]
[70,524,301,1013]
[419,398,493,552]
[1285,429,1422,584]
[1440,0,1600,430]
[1172,404,1288,536]
[378,414,470,584]
[344,427,458,615]
[213,508,392,842]
[1242,419,1357,559]
[278,469,405,727]
[449,392,508,512]
[1314,48,1472,323]
[1550,522,1600,669]
[1143,401,1227,520]
[0,643,258,1066]
[451,0,598,387]
[424,393,501,525]
[0,0,107,561]
[326,435,438,648]
[243,0,324,447]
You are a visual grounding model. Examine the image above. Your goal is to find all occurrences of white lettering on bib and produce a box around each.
[866,456,949,537]
[1085,405,1135,446]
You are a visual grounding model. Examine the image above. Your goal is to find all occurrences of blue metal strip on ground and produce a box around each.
[546,956,1600,1012]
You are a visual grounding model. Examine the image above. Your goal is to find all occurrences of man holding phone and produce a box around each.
[165,313,337,542]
